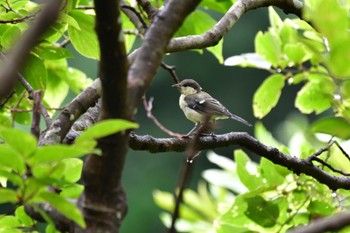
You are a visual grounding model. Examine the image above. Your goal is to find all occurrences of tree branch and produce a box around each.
[129,132,350,191]
[126,0,201,116]
[166,0,303,53]
[287,211,350,233]
[39,79,101,146]
[76,0,129,231]
[0,0,62,98]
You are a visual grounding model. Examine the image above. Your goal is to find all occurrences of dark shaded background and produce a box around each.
[67,7,300,233]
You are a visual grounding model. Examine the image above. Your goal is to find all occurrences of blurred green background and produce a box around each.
[67,7,300,233]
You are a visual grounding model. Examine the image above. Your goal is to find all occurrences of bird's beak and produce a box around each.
[172,83,181,88]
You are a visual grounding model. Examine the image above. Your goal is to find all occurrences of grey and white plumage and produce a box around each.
[173,79,252,127]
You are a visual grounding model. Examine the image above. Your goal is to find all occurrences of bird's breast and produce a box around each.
[179,94,206,123]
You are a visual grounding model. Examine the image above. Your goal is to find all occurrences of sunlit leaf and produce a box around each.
[0,144,26,174]
[255,31,282,67]
[40,192,85,228]
[76,119,139,144]
[311,117,350,140]
[244,195,279,228]
[68,10,99,59]
[253,74,285,118]
[29,145,89,165]
[0,127,37,158]
[0,188,18,204]
[234,150,263,191]
[295,78,334,114]
[224,53,271,70]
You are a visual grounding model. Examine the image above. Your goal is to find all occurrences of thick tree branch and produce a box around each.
[77,0,129,232]
[129,132,350,191]
[39,79,101,146]
[287,211,350,233]
[126,0,201,115]
[169,120,212,233]
[0,0,62,98]
[166,0,302,53]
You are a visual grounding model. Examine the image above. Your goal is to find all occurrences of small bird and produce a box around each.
[173,79,251,134]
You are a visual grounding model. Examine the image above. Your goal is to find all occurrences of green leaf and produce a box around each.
[60,183,84,199]
[0,144,26,174]
[244,195,279,227]
[68,10,99,59]
[268,6,282,29]
[59,13,80,30]
[175,10,223,62]
[308,200,336,216]
[207,151,235,172]
[279,22,298,44]
[0,169,23,187]
[33,45,73,60]
[153,190,174,212]
[255,31,282,67]
[153,190,200,221]
[202,169,247,194]
[295,75,335,114]
[1,26,21,51]
[29,145,89,165]
[121,11,136,53]
[40,192,85,228]
[224,53,271,70]
[0,188,18,204]
[234,150,263,191]
[0,127,37,158]
[20,54,47,92]
[44,59,70,108]
[15,205,34,227]
[311,117,350,140]
[260,158,285,186]
[60,67,93,94]
[329,42,350,78]
[76,119,139,144]
[200,0,233,13]
[306,0,350,77]
[253,74,285,119]
[284,43,308,64]
[61,158,83,183]
[207,39,224,63]
[216,196,252,233]
[0,216,21,229]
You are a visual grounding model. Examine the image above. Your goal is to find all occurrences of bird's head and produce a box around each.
[172,79,202,95]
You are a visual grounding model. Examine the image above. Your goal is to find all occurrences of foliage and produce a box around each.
[154,121,350,233]
[0,0,350,232]
[0,120,138,232]
[155,0,350,233]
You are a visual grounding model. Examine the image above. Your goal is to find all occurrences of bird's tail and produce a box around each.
[230,113,252,127]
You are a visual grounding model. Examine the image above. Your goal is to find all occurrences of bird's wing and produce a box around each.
[184,92,231,117]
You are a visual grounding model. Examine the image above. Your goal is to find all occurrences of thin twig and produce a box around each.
[0,53,52,127]
[11,92,26,127]
[305,140,350,176]
[161,62,179,84]
[168,118,212,233]
[309,157,350,177]
[0,14,37,24]
[31,91,41,139]
[333,140,350,162]
[136,0,158,21]
[0,91,14,108]
[121,3,148,33]
[143,96,183,138]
